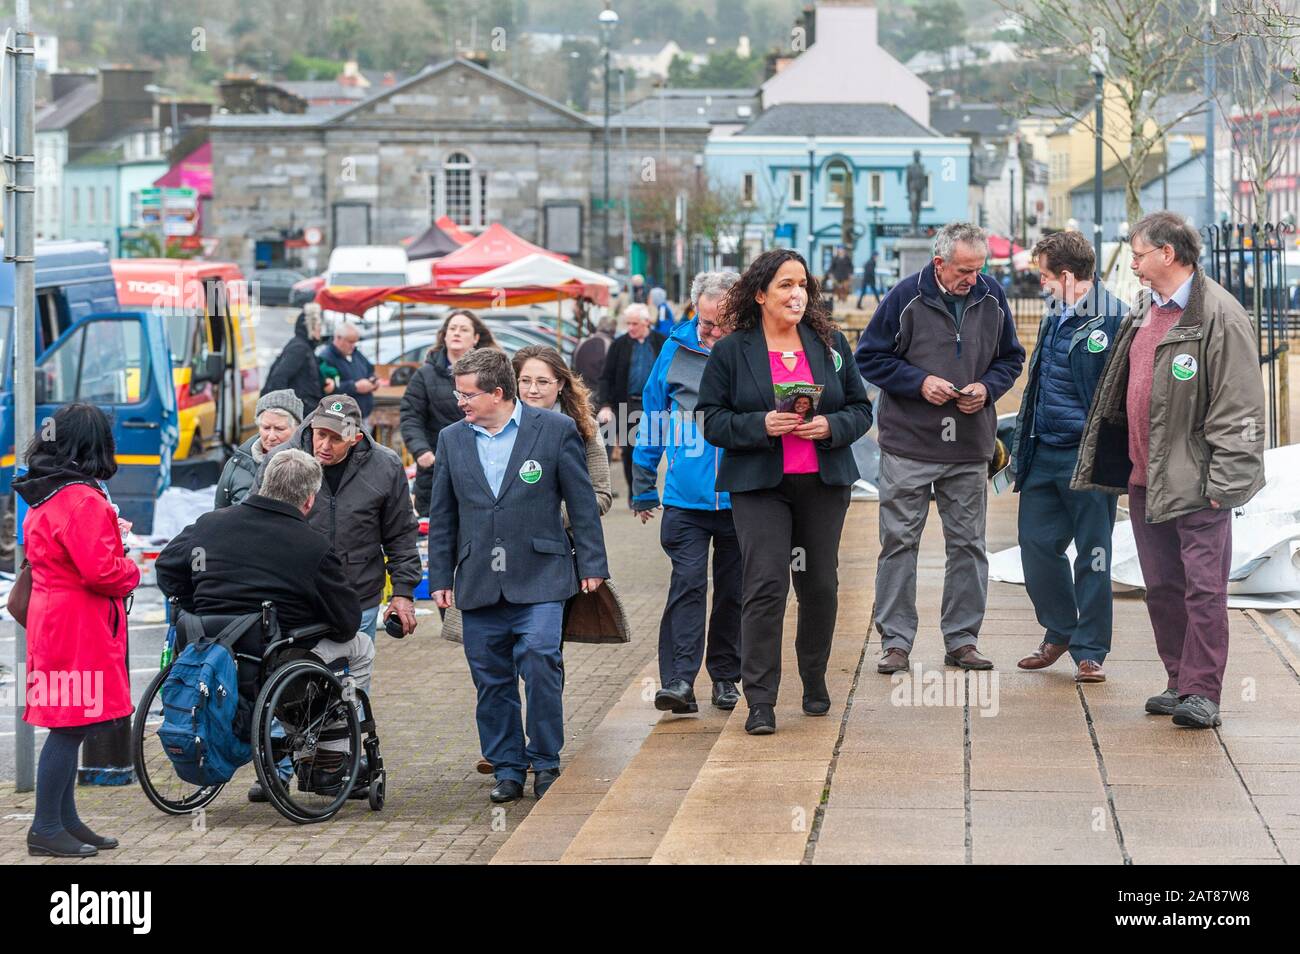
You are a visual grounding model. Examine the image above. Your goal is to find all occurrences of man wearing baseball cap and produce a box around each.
[263,394,421,641]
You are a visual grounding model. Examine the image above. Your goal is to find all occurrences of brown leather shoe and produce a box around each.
[1018,640,1070,671]
[1075,660,1106,683]
[475,758,493,775]
[944,645,994,670]
[877,648,910,674]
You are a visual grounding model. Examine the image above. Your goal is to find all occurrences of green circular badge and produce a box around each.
[1086,330,1109,353]
[331,400,344,412]
[1171,353,1198,381]
[832,349,843,372]
[519,459,542,484]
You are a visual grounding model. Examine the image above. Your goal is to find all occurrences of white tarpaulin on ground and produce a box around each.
[988,444,1300,608]
[147,485,217,541]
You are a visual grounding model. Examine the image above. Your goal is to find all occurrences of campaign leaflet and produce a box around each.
[774,382,824,422]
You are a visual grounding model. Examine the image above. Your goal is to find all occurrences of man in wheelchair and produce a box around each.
[156,447,376,803]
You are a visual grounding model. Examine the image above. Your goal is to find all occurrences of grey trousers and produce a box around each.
[874,450,988,653]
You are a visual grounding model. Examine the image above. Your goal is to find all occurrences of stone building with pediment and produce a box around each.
[203,58,711,275]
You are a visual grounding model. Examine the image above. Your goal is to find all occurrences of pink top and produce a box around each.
[1125,301,1184,487]
[770,350,819,474]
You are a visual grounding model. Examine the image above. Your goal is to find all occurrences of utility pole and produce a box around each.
[5,0,36,791]
[1204,1,1217,235]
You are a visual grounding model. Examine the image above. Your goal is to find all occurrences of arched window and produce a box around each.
[432,152,487,229]
[826,160,852,208]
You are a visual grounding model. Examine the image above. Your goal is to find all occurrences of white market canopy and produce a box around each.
[464,253,619,294]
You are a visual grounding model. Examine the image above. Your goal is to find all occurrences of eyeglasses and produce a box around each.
[1130,245,1165,264]
[697,318,719,334]
[519,377,556,391]
[453,389,490,404]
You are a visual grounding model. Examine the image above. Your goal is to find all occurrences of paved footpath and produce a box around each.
[0,499,670,866]
[493,488,1300,865]
[5,474,1300,864]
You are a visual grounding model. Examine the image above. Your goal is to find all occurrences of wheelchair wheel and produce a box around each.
[132,666,224,816]
[368,770,385,811]
[251,659,361,824]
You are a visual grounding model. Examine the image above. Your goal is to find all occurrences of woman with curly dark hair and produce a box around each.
[696,249,873,735]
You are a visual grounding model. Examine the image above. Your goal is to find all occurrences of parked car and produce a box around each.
[289,272,325,307]
[252,267,306,306]
[355,320,572,366]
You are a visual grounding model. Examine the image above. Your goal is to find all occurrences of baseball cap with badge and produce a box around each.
[309,394,363,437]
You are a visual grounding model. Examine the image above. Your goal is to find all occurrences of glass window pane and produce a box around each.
[78,320,150,405]
[39,326,83,403]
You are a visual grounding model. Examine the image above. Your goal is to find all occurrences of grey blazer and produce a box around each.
[427,403,610,611]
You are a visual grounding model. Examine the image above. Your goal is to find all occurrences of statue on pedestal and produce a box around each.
[906,150,926,236]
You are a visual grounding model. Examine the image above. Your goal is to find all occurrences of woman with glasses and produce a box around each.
[513,345,612,518]
[400,309,499,517]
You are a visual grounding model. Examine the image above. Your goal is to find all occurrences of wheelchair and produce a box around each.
[133,599,387,825]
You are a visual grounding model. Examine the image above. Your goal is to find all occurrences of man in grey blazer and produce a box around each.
[427,348,609,803]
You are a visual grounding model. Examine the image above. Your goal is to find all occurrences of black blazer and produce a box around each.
[598,330,667,408]
[697,322,873,492]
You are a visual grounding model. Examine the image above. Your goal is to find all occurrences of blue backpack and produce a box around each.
[157,613,259,786]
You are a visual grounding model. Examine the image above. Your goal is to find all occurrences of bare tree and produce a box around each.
[1211,4,1294,223]
[1216,0,1300,224]
[1002,0,1210,222]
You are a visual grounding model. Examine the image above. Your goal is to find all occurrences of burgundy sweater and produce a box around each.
[1125,301,1184,487]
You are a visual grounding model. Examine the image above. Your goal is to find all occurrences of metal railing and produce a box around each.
[1204,222,1294,448]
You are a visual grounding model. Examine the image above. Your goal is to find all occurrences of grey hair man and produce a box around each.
[690,270,740,349]
[632,270,745,714]
[1072,211,1266,728]
[156,446,375,801]
[855,221,1025,674]
[321,319,378,418]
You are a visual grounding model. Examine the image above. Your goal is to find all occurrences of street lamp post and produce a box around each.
[1090,39,1108,274]
[1204,0,1217,239]
[598,4,619,273]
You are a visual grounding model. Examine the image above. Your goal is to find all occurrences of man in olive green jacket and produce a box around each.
[1073,212,1266,729]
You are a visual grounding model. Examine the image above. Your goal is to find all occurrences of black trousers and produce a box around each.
[729,473,851,706]
[413,465,433,519]
[658,506,742,687]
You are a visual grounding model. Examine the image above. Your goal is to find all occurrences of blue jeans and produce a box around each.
[360,605,380,641]
[461,599,565,785]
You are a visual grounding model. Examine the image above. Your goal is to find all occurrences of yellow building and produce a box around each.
[1046,83,1205,229]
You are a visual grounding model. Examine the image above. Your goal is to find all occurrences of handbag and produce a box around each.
[6,559,32,627]
[562,577,629,645]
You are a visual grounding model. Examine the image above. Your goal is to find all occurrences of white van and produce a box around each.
[323,246,411,329]
[326,246,411,287]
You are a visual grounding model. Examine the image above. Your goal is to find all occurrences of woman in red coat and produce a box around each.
[14,403,139,858]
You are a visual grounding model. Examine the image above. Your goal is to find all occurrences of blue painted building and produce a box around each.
[706,103,971,279]
[1070,138,1206,242]
[61,140,168,256]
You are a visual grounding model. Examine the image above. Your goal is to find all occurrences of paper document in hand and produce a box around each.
[774,382,824,421]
